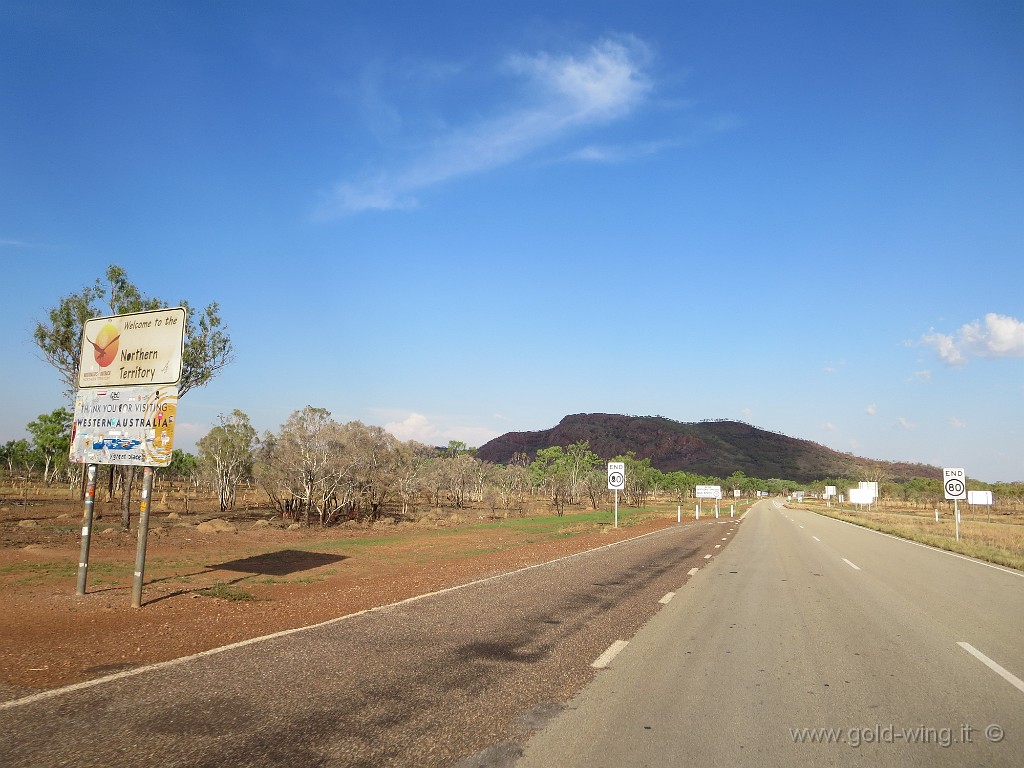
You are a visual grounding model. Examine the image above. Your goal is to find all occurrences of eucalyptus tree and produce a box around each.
[26,407,73,486]
[197,410,258,512]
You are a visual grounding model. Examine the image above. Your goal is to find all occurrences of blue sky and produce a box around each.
[2,1,1022,482]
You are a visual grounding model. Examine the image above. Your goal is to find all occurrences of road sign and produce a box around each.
[607,462,625,491]
[967,490,993,506]
[696,485,722,499]
[69,385,178,466]
[943,467,966,500]
[78,307,186,389]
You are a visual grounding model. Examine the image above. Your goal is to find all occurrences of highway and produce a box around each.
[517,500,1024,767]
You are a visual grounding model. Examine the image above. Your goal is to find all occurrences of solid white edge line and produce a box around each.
[592,640,629,669]
[842,558,861,571]
[1,523,684,711]
[804,509,1024,579]
[958,642,1024,694]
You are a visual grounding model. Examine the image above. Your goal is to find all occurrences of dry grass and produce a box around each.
[803,501,1024,571]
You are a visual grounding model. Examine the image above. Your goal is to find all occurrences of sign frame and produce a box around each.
[607,462,625,491]
[78,307,186,389]
[943,467,967,501]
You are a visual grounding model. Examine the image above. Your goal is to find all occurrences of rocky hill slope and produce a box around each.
[476,413,938,483]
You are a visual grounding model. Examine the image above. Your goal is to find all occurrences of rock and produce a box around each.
[196,519,238,534]
[166,512,180,520]
[17,519,38,527]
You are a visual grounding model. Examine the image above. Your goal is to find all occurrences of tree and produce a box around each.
[32,265,234,526]
[197,410,258,512]
[26,408,73,486]
[1,439,33,477]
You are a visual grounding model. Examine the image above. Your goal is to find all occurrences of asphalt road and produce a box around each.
[0,516,740,767]
[516,500,1024,767]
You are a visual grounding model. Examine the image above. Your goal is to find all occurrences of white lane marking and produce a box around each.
[687,567,699,576]
[715,544,721,549]
[808,511,1024,579]
[721,537,728,541]
[592,640,629,669]
[958,643,1024,694]
[842,558,861,571]
[704,554,712,559]
[0,524,684,711]
[659,592,675,604]
[812,536,821,542]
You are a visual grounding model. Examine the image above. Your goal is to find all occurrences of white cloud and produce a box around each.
[896,417,916,430]
[383,411,500,448]
[921,313,1024,366]
[949,417,966,429]
[822,422,837,431]
[317,36,653,216]
[865,404,877,415]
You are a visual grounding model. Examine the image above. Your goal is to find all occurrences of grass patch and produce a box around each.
[198,582,256,601]
[804,504,1024,571]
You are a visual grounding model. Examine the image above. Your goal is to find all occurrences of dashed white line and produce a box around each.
[958,642,1024,694]
[714,544,721,549]
[704,554,712,559]
[812,536,821,542]
[687,567,699,576]
[659,592,675,604]
[592,640,629,669]
[842,558,861,571]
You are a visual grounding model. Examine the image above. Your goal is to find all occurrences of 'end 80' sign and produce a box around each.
[607,462,625,491]
[943,467,967,500]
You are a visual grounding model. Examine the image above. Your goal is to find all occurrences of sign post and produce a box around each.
[71,307,185,605]
[607,462,625,528]
[943,467,967,542]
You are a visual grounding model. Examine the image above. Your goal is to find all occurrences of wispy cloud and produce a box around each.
[896,417,916,430]
[865,404,877,415]
[316,35,654,217]
[920,313,1024,366]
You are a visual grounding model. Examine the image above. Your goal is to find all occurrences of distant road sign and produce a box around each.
[943,467,967,500]
[696,485,722,500]
[607,462,625,491]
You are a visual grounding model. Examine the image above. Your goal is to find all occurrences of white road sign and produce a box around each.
[943,467,967,500]
[696,485,722,499]
[607,462,625,491]
[78,307,186,389]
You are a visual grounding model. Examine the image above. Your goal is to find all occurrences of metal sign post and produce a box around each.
[131,467,155,608]
[76,464,98,595]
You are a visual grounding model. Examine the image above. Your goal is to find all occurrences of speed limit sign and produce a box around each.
[943,467,967,500]
[607,462,625,491]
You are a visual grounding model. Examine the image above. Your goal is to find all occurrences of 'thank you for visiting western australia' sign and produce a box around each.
[77,307,186,388]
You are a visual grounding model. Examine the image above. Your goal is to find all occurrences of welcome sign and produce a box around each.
[77,307,186,388]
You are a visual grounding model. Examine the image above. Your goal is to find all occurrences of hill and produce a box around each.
[475,414,939,484]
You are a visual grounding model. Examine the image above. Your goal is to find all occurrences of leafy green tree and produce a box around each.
[26,408,73,486]
[1,439,34,476]
[34,265,234,399]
